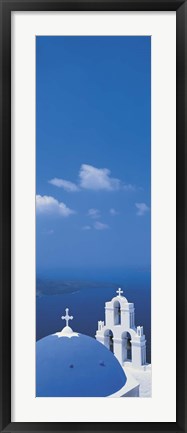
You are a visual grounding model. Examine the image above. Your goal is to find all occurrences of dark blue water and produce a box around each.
[36,269,151,363]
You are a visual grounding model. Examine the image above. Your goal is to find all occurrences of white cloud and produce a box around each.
[49,164,135,193]
[109,208,119,216]
[88,208,101,219]
[135,203,150,216]
[36,195,75,217]
[79,164,121,191]
[94,221,109,230]
[49,178,79,192]
[82,225,91,230]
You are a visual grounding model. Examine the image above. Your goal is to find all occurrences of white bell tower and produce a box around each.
[96,289,147,369]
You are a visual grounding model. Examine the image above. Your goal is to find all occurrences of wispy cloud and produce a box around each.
[123,184,135,191]
[88,208,101,219]
[49,178,79,192]
[41,228,54,235]
[94,221,109,230]
[135,202,150,216]
[82,225,91,230]
[109,208,119,216]
[45,229,54,235]
[36,195,75,217]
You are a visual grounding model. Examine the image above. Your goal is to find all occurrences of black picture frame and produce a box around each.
[0,1,186,432]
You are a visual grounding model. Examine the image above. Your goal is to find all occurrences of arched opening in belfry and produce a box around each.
[104,329,114,353]
[114,300,121,325]
[121,331,132,363]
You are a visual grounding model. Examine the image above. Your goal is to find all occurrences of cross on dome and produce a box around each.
[61,308,73,327]
[116,288,123,297]
[54,307,79,338]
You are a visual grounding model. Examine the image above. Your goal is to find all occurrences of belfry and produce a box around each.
[95,289,147,369]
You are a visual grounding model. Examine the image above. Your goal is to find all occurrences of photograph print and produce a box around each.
[36,36,151,398]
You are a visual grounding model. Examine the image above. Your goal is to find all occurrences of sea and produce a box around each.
[36,268,151,363]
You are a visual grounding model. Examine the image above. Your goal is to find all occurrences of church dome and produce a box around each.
[36,321,127,397]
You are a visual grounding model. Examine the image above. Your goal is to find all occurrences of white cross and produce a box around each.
[116,288,123,297]
[61,308,73,327]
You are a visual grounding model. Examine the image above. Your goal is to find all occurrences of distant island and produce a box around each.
[36,278,121,297]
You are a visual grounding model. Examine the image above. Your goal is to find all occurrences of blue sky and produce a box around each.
[36,36,151,276]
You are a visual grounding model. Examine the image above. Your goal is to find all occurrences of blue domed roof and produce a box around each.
[36,332,126,397]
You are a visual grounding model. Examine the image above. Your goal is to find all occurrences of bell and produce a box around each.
[127,338,131,350]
